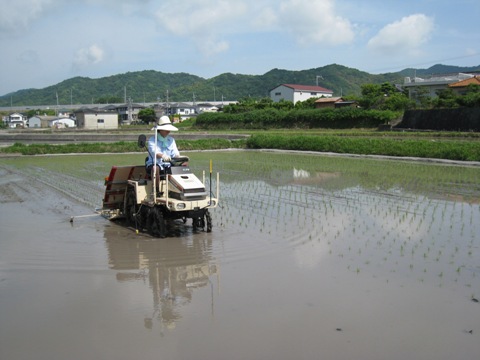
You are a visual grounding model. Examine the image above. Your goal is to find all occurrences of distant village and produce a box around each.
[2,72,479,130]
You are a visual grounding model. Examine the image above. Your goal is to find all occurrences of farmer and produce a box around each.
[146,115,180,178]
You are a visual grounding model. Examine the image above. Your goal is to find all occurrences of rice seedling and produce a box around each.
[2,149,479,293]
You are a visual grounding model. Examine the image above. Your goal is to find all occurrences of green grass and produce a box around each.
[246,134,480,162]
[1,129,480,161]
[0,138,246,156]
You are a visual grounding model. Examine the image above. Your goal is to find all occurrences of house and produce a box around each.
[270,84,334,104]
[115,103,146,125]
[28,116,43,128]
[197,102,219,113]
[74,108,118,130]
[50,117,76,128]
[448,75,480,95]
[6,112,27,128]
[27,115,76,128]
[403,73,476,100]
[315,97,358,109]
[57,108,72,117]
[315,97,343,109]
[28,115,56,128]
[165,102,198,121]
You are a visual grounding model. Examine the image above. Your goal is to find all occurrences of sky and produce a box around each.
[1,0,479,96]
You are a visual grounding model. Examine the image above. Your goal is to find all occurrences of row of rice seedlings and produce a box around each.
[7,151,474,290]
[211,151,480,292]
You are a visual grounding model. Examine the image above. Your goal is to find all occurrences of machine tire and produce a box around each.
[124,186,137,227]
[206,209,212,233]
[192,216,205,231]
[147,207,166,238]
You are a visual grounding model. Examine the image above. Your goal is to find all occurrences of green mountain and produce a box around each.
[399,64,480,77]
[2,64,479,107]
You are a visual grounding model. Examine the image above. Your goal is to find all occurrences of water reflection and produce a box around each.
[103,223,218,331]
[218,161,480,289]
[268,167,341,186]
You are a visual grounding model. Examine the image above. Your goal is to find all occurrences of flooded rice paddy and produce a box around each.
[1,150,480,360]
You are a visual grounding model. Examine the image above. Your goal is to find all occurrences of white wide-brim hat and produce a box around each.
[151,115,178,131]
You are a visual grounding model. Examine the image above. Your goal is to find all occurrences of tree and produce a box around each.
[411,86,432,109]
[433,88,458,108]
[456,84,480,107]
[94,96,123,104]
[295,97,319,109]
[138,108,156,124]
[358,83,382,109]
[383,92,415,111]
[255,97,274,109]
[272,99,294,110]
[26,109,56,117]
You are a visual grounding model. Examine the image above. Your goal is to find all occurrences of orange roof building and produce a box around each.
[448,75,480,95]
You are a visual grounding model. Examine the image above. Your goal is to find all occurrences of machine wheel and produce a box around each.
[147,207,166,238]
[192,210,212,232]
[124,186,137,227]
[205,209,212,233]
[192,216,205,231]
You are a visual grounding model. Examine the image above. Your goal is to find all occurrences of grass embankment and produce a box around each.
[1,131,480,162]
[0,138,245,156]
[247,134,480,162]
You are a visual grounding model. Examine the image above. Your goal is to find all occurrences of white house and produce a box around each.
[165,102,198,120]
[403,73,476,100]
[6,112,27,128]
[270,84,334,104]
[28,115,62,128]
[58,108,72,117]
[28,116,42,128]
[74,108,118,130]
[50,117,76,128]
[197,102,219,113]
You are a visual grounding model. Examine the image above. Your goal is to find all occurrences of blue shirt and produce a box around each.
[146,134,179,168]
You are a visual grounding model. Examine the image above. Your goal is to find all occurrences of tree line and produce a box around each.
[220,82,480,113]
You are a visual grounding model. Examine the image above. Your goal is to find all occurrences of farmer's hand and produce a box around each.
[161,154,171,162]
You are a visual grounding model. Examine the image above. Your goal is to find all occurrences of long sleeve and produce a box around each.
[145,135,179,167]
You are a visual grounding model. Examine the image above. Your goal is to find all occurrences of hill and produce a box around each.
[1,63,479,107]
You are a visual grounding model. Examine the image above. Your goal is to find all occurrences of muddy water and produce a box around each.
[1,151,480,360]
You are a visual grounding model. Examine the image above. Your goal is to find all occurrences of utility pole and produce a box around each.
[166,89,169,117]
[127,97,133,124]
[316,75,324,87]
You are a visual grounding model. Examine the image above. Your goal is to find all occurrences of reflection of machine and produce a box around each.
[103,224,218,331]
[100,135,219,238]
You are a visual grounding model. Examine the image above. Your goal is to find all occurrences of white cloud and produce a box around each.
[0,0,53,34]
[17,50,40,64]
[1,0,477,96]
[72,44,105,70]
[197,39,230,56]
[277,0,355,46]
[367,14,434,55]
[150,0,355,56]
[466,48,477,56]
[154,0,247,56]
[251,7,278,29]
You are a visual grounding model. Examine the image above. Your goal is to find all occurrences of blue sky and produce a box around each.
[1,0,479,96]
